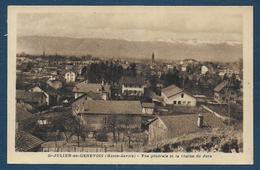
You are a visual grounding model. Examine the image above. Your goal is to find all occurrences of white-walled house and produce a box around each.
[29,86,50,106]
[120,76,146,97]
[181,65,187,72]
[65,71,76,83]
[201,65,209,75]
[161,84,196,106]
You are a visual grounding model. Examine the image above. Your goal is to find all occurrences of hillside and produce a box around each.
[17,36,242,62]
[145,127,243,153]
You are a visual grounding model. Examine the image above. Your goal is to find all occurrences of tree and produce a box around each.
[87,62,123,84]
[230,73,241,90]
[149,75,158,91]
[80,66,87,75]
[122,118,133,148]
[223,73,228,81]
[129,63,137,76]
[162,70,181,86]
[106,115,118,142]
[47,111,88,147]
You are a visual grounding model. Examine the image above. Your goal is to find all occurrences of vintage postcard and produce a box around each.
[7,6,253,164]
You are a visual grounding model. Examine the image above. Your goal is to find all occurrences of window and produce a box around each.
[178,101,181,104]
[187,101,191,105]
[181,93,184,98]
[173,101,177,104]
[38,119,48,125]
[183,101,186,104]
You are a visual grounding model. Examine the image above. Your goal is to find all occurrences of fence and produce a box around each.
[41,141,145,152]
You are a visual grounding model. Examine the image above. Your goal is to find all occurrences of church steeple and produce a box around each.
[152,52,155,63]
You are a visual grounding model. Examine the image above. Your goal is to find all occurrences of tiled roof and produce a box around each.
[16,131,44,152]
[37,111,67,119]
[161,84,183,98]
[144,116,159,126]
[30,84,58,96]
[214,81,228,92]
[159,112,225,138]
[119,76,145,86]
[86,91,102,100]
[71,92,106,108]
[71,94,87,104]
[80,100,143,115]
[46,80,63,90]
[73,81,111,94]
[16,90,46,103]
[142,102,155,108]
[40,85,59,95]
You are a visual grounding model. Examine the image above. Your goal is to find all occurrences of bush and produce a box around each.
[96,132,108,142]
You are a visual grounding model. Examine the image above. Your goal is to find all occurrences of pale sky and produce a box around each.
[17,7,243,43]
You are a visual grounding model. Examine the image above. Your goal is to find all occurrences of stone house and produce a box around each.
[29,85,59,106]
[72,100,144,132]
[214,81,239,104]
[16,90,47,107]
[73,80,111,100]
[145,111,225,144]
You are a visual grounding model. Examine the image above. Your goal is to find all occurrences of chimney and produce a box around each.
[197,114,204,128]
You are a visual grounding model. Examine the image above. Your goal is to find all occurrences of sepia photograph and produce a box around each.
[7,6,253,164]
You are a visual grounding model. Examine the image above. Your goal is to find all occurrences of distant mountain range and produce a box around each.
[17,36,242,62]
